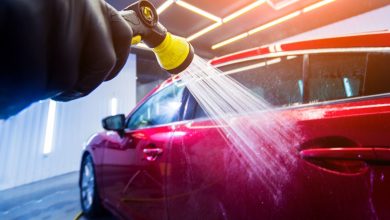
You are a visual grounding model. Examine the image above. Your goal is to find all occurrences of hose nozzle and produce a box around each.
[122,0,194,74]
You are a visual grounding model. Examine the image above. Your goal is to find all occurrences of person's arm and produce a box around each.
[0,0,132,119]
[51,0,132,101]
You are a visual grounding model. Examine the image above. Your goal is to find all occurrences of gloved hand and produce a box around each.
[0,0,133,119]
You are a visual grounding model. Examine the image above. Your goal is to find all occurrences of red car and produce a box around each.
[80,32,390,219]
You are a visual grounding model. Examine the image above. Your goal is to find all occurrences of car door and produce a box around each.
[292,51,390,219]
[166,55,309,220]
[254,51,390,219]
[363,52,390,220]
[165,93,232,220]
[102,82,185,220]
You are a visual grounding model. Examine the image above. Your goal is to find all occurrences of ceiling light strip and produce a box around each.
[176,0,222,22]
[266,0,299,10]
[302,0,335,13]
[248,10,301,35]
[212,11,300,50]
[183,0,265,41]
[157,0,174,14]
[222,0,266,23]
[187,22,222,42]
[211,0,336,50]
[212,33,249,50]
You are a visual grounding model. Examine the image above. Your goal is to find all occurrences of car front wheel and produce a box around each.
[80,154,105,218]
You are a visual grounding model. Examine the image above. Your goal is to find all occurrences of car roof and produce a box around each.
[152,74,181,93]
[156,31,390,92]
[210,31,390,67]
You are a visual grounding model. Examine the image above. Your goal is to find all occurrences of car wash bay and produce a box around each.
[1,1,390,219]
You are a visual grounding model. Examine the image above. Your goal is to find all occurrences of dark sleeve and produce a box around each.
[0,0,61,118]
[51,0,133,101]
[0,0,132,119]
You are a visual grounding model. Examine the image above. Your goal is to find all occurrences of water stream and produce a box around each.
[179,56,300,201]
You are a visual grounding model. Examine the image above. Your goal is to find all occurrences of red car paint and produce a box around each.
[82,32,390,219]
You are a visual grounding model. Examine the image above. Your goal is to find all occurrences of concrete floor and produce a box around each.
[0,172,116,220]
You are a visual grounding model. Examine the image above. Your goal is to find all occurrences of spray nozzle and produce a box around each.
[122,0,194,74]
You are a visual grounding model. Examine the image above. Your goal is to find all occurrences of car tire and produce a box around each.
[80,154,105,218]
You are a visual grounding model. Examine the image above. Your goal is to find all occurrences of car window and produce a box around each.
[224,56,304,107]
[127,83,185,130]
[364,52,390,96]
[306,53,367,102]
[183,91,208,120]
[194,104,207,119]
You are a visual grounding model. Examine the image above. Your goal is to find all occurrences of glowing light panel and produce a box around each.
[267,0,299,10]
[157,0,174,14]
[223,1,266,23]
[176,0,221,22]
[303,0,335,13]
[187,22,222,42]
[298,79,304,96]
[343,77,353,97]
[110,97,118,115]
[248,10,301,35]
[212,33,249,50]
[43,100,57,155]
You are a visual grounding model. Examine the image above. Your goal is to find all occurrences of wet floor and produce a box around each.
[0,172,116,220]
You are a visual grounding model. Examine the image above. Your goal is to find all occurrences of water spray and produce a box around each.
[121,0,194,74]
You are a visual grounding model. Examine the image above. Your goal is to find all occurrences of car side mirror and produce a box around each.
[102,114,126,137]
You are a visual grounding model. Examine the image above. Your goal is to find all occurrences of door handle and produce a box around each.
[300,147,373,174]
[300,147,376,161]
[372,148,390,162]
[300,147,390,162]
[143,148,163,161]
[300,147,390,174]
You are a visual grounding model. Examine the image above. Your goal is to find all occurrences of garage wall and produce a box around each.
[279,5,390,43]
[0,54,137,191]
